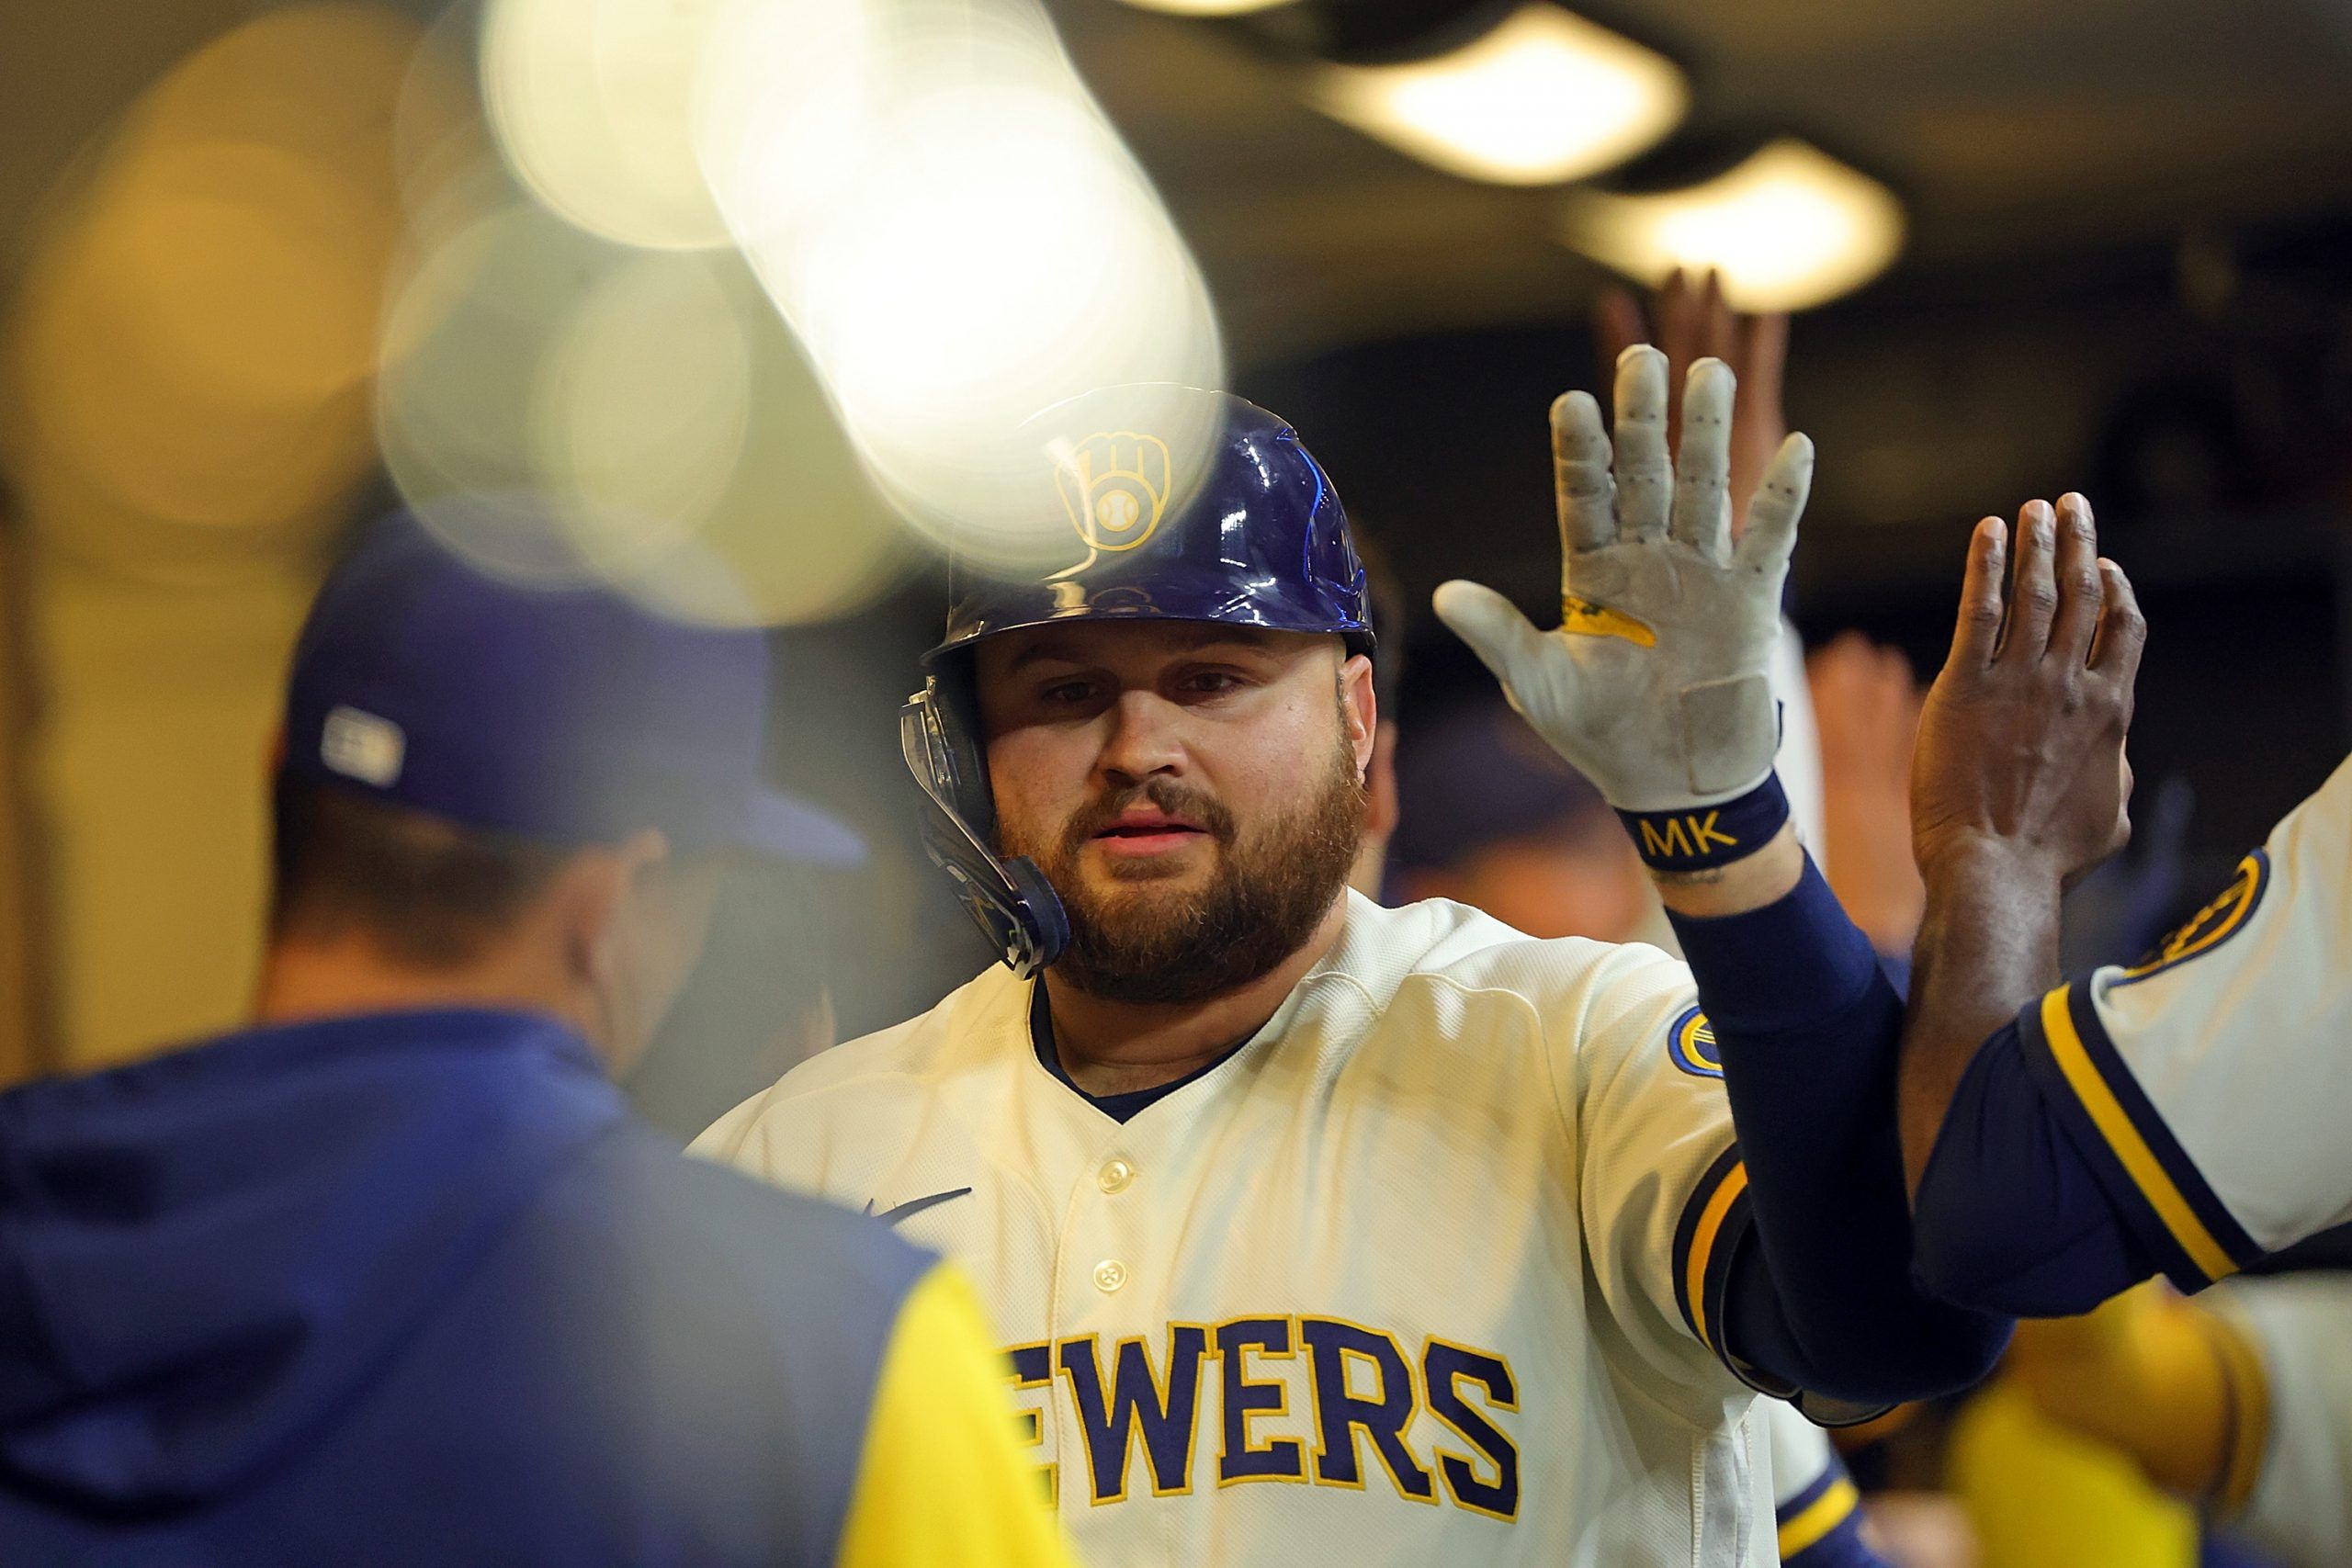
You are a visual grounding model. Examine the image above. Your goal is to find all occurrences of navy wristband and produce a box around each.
[1617,773,1790,872]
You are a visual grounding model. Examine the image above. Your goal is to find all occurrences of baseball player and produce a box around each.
[0,515,1070,1566]
[700,364,2006,1566]
[1893,492,2352,1322]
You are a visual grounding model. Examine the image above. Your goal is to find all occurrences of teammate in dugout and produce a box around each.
[698,361,2008,1564]
[1886,491,2352,1309]
[0,516,1072,1567]
[1879,490,2352,1548]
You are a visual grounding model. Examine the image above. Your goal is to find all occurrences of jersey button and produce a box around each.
[1097,1158,1135,1194]
[1093,1258,1128,1293]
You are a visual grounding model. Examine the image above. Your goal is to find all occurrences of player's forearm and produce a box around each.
[1671,856,2010,1402]
[1899,839,2065,1197]
[1650,820,1804,919]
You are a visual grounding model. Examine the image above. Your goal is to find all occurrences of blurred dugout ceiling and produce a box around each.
[1060,0,2352,361]
[4,0,2350,589]
[5,0,2352,363]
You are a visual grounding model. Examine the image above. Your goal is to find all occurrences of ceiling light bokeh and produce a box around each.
[5,4,444,561]
[705,0,1226,576]
[1558,138,1906,311]
[1114,0,1298,17]
[478,0,738,250]
[1306,5,1685,186]
[377,197,911,626]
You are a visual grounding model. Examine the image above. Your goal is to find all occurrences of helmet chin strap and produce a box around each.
[899,681,1070,978]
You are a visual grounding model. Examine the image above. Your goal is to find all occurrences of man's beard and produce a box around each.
[1007,737,1365,1006]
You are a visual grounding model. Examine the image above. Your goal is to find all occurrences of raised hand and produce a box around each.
[1593,267,1791,541]
[1432,344,1814,818]
[1910,494,2143,887]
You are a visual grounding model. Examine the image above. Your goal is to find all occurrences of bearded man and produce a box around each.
[698,371,2006,1566]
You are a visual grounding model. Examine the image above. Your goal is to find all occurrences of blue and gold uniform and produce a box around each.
[1917,753,2352,1316]
[705,892,1803,1568]
[0,1009,1070,1567]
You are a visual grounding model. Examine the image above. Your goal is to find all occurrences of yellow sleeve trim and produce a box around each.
[1683,1161,1748,1350]
[1778,1475,1859,1557]
[838,1265,1077,1568]
[2036,987,2238,1286]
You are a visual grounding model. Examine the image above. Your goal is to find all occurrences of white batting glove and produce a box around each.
[1434,346,1814,825]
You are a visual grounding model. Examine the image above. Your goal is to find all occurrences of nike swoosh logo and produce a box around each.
[865,1188,973,1226]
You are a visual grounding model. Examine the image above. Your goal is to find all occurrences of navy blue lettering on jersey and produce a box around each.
[1012,1315,1518,1521]
[1057,1328,1211,1500]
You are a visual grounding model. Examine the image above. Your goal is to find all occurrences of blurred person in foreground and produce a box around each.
[0,515,1070,1568]
[628,859,842,1144]
[701,367,2008,1567]
[1995,1273,2342,1567]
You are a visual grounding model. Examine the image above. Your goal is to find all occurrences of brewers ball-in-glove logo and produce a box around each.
[1055,431,1171,553]
[2118,849,2270,983]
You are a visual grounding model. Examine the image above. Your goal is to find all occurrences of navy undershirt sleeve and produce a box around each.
[1908,1020,2162,1316]
[1669,855,2011,1405]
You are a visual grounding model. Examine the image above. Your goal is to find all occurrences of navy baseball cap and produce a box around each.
[1390,695,1609,874]
[279,513,863,866]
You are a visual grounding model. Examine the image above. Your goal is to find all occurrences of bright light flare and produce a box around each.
[378,201,910,624]
[707,0,1224,575]
[534,250,753,562]
[479,0,737,249]
[691,0,944,254]
[1307,6,1685,186]
[1114,0,1296,16]
[466,0,1224,581]
[1559,139,1906,311]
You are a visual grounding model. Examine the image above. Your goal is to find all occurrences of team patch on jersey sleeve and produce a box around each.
[2016,977,2262,1292]
[1664,1006,1724,1079]
[1669,1144,1751,1369]
[2115,850,2270,986]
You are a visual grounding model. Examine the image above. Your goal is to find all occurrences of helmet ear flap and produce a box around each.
[923,663,997,837]
[899,673,1070,977]
[989,853,1071,977]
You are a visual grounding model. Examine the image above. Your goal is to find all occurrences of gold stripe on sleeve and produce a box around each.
[1683,1162,1748,1350]
[1777,1476,1860,1557]
[2035,987,2238,1286]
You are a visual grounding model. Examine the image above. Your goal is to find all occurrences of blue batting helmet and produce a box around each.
[927,384,1374,664]
[902,384,1374,977]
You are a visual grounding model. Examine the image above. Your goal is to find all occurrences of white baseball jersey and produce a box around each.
[2014,751,2352,1292]
[696,891,1775,1566]
[2210,1272,2352,1568]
